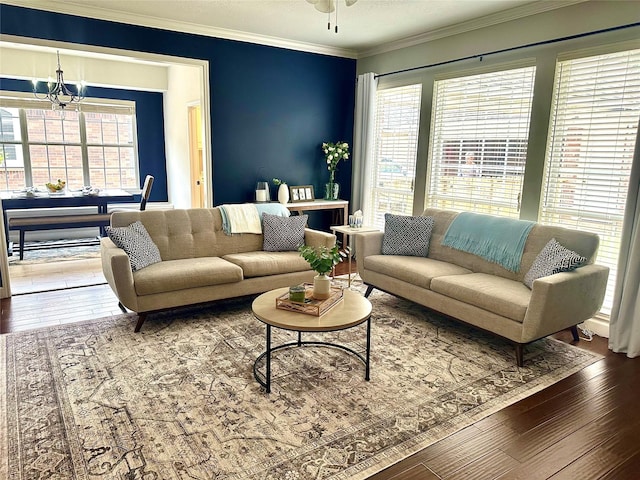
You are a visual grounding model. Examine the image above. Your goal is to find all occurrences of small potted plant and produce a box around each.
[299,243,348,299]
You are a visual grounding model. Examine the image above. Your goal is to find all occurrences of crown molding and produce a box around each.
[2,0,590,60]
[357,0,590,59]
[1,0,358,59]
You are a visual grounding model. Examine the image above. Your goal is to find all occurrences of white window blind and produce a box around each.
[427,66,536,217]
[540,48,640,316]
[367,84,421,230]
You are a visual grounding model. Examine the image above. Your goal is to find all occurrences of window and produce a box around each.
[0,96,139,192]
[367,84,421,230]
[0,107,23,190]
[539,48,640,316]
[427,65,536,217]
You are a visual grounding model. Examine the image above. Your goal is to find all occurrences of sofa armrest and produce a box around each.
[304,228,336,248]
[521,263,610,342]
[355,231,384,258]
[100,237,139,311]
[355,231,384,277]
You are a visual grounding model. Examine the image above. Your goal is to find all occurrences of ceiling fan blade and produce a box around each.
[314,0,335,13]
[345,0,358,6]
[306,0,319,4]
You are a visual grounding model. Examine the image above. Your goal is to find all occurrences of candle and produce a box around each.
[256,190,267,202]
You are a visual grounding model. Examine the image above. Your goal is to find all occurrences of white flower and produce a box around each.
[328,154,333,160]
[343,153,348,159]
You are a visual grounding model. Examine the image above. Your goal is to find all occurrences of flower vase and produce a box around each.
[324,182,339,200]
[312,274,332,300]
[278,183,289,204]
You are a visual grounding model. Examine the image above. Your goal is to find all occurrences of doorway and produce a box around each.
[188,104,205,208]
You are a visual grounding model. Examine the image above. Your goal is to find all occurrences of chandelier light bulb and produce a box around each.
[33,50,85,111]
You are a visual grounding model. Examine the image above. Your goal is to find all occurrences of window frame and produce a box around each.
[426,62,537,218]
[538,46,640,317]
[367,83,422,230]
[0,92,140,192]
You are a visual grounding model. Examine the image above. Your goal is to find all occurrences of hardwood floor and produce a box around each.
[2,258,639,479]
[2,258,122,332]
[370,332,640,480]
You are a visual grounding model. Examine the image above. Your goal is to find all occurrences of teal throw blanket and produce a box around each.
[254,203,290,219]
[442,212,535,272]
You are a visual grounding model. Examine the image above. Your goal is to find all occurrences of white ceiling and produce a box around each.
[3,0,588,58]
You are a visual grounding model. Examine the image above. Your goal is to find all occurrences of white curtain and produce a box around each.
[609,126,640,358]
[351,72,378,214]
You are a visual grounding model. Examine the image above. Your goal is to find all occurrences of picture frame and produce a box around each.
[289,185,314,203]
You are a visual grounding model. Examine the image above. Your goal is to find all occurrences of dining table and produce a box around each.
[0,188,135,253]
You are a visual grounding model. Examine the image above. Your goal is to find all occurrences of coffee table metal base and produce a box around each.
[253,320,371,394]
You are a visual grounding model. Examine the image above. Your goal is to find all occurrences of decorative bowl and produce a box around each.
[45,179,66,193]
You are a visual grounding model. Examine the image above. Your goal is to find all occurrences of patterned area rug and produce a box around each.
[1,291,601,479]
[8,238,100,265]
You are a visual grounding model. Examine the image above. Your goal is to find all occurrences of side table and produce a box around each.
[330,225,379,288]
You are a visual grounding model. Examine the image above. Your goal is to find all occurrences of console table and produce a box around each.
[287,199,348,226]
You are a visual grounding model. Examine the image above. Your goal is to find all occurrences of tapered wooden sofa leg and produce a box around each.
[134,313,147,333]
[570,325,580,342]
[118,302,127,313]
[516,344,524,367]
[364,285,375,298]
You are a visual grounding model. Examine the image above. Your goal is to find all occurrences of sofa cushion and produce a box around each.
[430,273,531,322]
[133,257,243,296]
[111,209,264,261]
[262,213,308,251]
[382,213,434,257]
[364,255,472,289]
[105,220,162,271]
[523,238,587,288]
[223,251,311,277]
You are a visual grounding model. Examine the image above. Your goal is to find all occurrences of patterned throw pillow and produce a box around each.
[382,213,434,257]
[105,221,162,271]
[262,213,308,252]
[523,238,586,289]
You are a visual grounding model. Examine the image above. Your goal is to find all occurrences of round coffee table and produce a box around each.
[252,287,373,393]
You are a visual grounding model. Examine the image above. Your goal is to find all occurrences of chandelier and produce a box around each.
[33,51,85,111]
[306,0,358,33]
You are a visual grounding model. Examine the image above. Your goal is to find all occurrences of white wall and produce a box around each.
[163,64,203,209]
[0,46,168,91]
[357,1,640,75]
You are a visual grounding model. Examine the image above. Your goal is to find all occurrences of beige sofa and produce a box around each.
[356,208,610,365]
[101,207,335,332]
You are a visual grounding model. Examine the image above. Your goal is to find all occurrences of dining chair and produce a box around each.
[110,175,154,213]
[138,175,154,211]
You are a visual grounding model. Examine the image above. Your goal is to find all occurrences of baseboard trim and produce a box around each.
[584,317,610,338]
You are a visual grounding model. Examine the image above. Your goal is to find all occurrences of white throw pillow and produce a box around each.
[523,238,586,289]
[106,221,162,271]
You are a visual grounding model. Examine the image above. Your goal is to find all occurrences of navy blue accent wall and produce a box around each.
[0,78,167,202]
[0,4,356,228]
